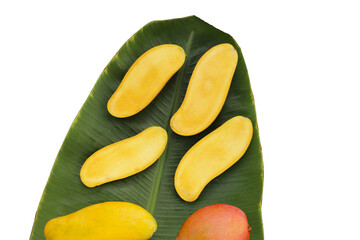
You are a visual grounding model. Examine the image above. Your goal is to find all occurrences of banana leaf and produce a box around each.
[30,16,264,240]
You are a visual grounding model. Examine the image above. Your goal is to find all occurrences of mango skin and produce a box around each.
[176,204,251,240]
[175,116,253,202]
[44,202,157,240]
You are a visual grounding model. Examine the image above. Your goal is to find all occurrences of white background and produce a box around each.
[1,0,359,239]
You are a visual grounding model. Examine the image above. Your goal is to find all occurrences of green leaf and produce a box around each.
[30,16,264,240]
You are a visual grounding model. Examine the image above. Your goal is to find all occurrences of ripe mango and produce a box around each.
[175,116,253,202]
[81,126,167,187]
[108,44,185,118]
[44,202,157,240]
[171,43,238,136]
[176,204,251,240]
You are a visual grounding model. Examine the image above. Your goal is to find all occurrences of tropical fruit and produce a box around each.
[80,126,167,187]
[175,116,253,202]
[176,204,251,240]
[171,43,238,136]
[108,44,185,118]
[44,202,157,240]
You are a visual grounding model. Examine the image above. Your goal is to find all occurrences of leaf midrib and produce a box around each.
[146,31,195,214]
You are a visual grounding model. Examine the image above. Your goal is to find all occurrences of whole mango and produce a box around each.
[44,202,156,240]
[176,204,251,240]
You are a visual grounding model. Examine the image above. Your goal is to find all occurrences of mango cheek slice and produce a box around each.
[171,43,238,136]
[174,116,253,202]
[108,44,185,118]
[80,126,167,188]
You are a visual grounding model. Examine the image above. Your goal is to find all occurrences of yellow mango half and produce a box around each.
[170,43,238,136]
[44,202,157,240]
[174,116,253,202]
[108,44,185,118]
[80,126,167,187]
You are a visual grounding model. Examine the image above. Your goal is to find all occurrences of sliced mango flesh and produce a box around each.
[44,202,157,240]
[108,44,186,118]
[174,116,253,202]
[80,126,167,187]
[170,43,238,136]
